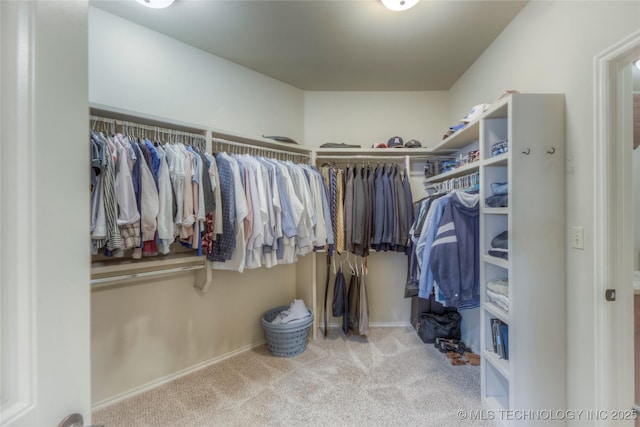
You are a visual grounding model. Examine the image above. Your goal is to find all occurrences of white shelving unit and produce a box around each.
[428,94,566,426]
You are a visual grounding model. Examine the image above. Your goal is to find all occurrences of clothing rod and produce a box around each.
[90,115,206,140]
[425,170,480,183]
[315,155,433,160]
[212,137,311,158]
[90,264,204,287]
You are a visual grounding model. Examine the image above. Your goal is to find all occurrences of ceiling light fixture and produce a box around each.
[635,59,640,70]
[135,0,175,9]
[381,0,419,12]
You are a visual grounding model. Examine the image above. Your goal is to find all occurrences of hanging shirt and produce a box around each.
[351,167,367,256]
[103,135,123,253]
[277,163,304,264]
[179,145,195,241]
[260,158,283,268]
[165,144,185,238]
[155,145,174,254]
[372,165,385,251]
[393,165,408,252]
[90,132,107,250]
[381,165,395,251]
[137,143,159,243]
[211,154,248,272]
[288,163,315,256]
[204,152,223,236]
[208,153,236,262]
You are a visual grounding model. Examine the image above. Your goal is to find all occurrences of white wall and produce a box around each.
[89,7,304,143]
[91,266,296,404]
[447,0,640,418]
[304,91,449,149]
[305,91,450,330]
[88,7,305,404]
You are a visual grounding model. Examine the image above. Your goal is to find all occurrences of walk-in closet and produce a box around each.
[2,1,640,426]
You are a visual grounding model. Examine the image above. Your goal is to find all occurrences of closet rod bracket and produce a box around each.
[194,260,213,293]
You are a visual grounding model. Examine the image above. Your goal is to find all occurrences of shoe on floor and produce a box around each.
[465,352,480,365]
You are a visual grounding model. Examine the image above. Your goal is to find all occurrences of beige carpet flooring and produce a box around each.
[93,327,491,427]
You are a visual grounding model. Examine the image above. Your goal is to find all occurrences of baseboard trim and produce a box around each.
[91,339,266,410]
[319,321,411,331]
[93,323,412,409]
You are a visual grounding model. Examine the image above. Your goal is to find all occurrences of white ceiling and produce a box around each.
[90,0,528,91]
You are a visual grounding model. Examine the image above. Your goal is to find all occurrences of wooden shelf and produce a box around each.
[482,254,509,269]
[483,301,509,324]
[424,162,480,183]
[483,98,509,119]
[314,147,434,157]
[431,120,480,152]
[479,94,566,416]
[484,349,510,381]
[482,396,509,427]
[483,152,509,166]
[483,207,509,215]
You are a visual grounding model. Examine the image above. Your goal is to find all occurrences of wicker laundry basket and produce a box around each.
[261,305,314,357]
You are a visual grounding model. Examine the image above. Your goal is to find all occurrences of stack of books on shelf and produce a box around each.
[490,318,509,360]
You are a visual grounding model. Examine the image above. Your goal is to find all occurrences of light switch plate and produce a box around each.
[572,227,584,249]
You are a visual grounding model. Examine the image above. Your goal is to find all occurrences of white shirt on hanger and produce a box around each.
[155,145,174,254]
[113,134,140,226]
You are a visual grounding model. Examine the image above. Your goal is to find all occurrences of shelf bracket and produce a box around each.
[194,260,213,293]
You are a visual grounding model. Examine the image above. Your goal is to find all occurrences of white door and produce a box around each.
[1,1,91,426]
[594,31,640,425]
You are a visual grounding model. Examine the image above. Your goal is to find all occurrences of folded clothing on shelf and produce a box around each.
[440,160,457,173]
[489,230,508,260]
[485,180,508,207]
[490,181,508,196]
[486,277,509,296]
[486,278,509,312]
[491,139,509,156]
[487,289,509,312]
[485,195,507,208]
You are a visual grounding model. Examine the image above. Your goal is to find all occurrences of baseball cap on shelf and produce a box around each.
[442,123,466,139]
[404,139,422,148]
[372,142,388,148]
[461,103,491,123]
[387,136,404,148]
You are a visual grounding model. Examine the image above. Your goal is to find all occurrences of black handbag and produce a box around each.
[416,311,462,344]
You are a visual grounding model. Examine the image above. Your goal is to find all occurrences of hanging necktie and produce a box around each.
[335,169,345,254]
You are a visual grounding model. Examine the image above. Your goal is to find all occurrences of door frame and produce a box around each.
[593,29,640,423]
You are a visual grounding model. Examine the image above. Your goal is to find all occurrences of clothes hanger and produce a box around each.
[346,252,357,277]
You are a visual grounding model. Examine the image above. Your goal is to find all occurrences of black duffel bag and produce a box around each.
[416,311,462,344]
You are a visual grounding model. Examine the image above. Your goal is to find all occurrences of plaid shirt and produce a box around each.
[207,154,236,262]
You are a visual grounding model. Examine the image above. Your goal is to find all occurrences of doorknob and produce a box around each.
[57,413,103,427]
